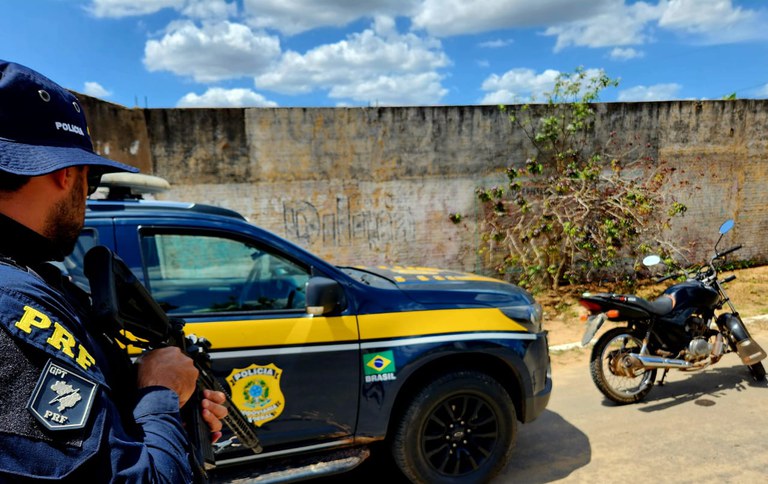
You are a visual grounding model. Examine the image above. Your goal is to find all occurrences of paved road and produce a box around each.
[498,326,768,483]
[328,325,768,483]
[267,324,768,484]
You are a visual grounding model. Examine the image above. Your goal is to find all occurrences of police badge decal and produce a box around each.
[27,359,98,431]
[227,363,285,427]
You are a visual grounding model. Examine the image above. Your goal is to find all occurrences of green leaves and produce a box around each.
[668,202,687,216]
[468,67,686,292]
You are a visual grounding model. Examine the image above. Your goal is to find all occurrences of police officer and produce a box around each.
[0,60,227,481]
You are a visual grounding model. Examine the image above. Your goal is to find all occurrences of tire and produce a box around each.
[748,361,766,381]
[391,370,516,484]
[590,327,657,404]
[722,317,767,382]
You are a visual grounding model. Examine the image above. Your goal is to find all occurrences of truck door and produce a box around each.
[122,224,361,461]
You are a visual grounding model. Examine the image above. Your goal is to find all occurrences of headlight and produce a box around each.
[500,303,543,333]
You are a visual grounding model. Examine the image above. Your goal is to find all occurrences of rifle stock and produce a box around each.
[83,245,262,480]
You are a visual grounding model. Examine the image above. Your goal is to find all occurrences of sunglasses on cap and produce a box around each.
[87,171,102,196]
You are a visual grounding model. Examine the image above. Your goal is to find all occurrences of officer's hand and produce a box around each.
[135,347,198,407]
[202,389,228,443]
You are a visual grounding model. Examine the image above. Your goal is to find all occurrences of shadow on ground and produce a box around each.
[313,409,591,483]
[628,362,768,413]
[498,409,590,483]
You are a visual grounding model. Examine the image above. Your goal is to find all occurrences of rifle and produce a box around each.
[83,245,262,482]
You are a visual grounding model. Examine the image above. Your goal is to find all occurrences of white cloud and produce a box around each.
[329,72,447,106]
[242,0,418,35]
[87,0,235,19]
[617,83,682,101]
[660,0,746,33]
[544,1,663,51]
[144,20,281,82]
[756,84,768,98]
[181,0,237,20]
[86,0,184,18]
[480,68,561,104]
[658,0,768,43]
[253,17,450,105]
[177,87,277,107]
[609,47,644,60]
[412,0,614,37]
[83,81,112,98]
[478,38,514,48]
[479,89,518,105]
[480,67,613,104]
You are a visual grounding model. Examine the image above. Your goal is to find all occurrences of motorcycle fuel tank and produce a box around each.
[662,280,720,315]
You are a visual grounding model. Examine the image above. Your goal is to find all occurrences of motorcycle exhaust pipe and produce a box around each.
[625,354,692,369]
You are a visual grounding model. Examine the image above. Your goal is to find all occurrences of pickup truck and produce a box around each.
[64,173,552,483]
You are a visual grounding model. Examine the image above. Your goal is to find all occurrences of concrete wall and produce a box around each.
[80,95,768,274]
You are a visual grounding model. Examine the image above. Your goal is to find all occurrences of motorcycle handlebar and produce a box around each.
[721,275,736,284]
[716,244,742,259]
[655,274,677,283]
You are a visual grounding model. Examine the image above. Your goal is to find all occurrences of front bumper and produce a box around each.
[521,331,552,423]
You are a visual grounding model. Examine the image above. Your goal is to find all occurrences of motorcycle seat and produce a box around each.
[632,295,674,316]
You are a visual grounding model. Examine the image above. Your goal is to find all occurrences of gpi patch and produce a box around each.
[226,363,285,427]
[28,359,98,431]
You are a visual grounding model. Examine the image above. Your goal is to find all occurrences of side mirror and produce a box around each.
[642,255,661,267]
[305,277,346,316]
[719,219,734,235]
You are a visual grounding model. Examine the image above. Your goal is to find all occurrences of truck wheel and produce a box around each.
[391,370,516,484]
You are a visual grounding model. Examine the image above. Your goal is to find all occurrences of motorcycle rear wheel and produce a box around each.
[590,327,657,404]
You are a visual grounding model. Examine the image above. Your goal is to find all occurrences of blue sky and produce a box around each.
[2,0,768,108]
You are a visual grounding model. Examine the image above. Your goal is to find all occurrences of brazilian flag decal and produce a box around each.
[363,351,397,382]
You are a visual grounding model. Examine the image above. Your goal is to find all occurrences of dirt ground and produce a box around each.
[542,264,768,368]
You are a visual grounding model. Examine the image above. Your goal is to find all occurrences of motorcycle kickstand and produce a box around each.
[658,369,670,386]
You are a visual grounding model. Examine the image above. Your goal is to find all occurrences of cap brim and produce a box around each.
[0,139,139,176]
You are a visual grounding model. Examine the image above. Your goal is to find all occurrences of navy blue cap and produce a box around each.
[0,60,139,176]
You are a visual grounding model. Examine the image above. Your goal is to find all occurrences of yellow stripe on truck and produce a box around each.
[358,308,527,340]
[127,308,528,354]
[184,315,359,349]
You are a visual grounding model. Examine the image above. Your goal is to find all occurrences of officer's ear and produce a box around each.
[49,166,82,192]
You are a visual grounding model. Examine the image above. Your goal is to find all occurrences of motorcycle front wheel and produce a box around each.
[590,327,657,404]
[748,361,766,381]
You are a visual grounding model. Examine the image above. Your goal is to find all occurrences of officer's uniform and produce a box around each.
[0,214,194,482]
[0,59,196,482]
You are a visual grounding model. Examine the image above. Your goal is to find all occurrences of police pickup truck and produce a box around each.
[65,174,552,483]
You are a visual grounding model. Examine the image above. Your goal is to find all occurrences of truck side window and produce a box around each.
[140,232,309,315]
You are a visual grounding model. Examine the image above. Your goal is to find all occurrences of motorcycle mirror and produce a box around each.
[643,255,661,267]
[719,219,734,235]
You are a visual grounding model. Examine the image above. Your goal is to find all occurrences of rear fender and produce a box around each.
[580,295,651,320]
[717,313,767,365]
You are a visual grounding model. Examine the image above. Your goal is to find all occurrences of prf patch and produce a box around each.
[14,305,96,371]
[28,359,98,431]
[226,363,285,427]
[363,350,397,383]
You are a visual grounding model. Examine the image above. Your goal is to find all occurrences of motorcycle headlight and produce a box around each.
[500,303,543,333]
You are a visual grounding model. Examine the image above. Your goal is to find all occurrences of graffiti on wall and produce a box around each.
[283,196,415,249]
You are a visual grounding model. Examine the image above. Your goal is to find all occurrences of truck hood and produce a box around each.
[355,265,535,307]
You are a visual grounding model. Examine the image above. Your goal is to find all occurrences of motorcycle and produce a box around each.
[579,219,767,404]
